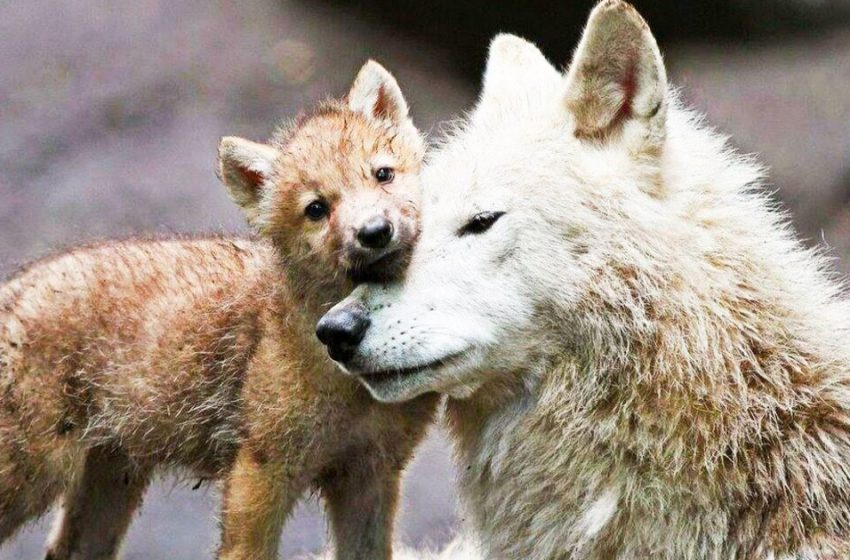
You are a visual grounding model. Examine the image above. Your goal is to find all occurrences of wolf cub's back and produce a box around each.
[1,237,276,472]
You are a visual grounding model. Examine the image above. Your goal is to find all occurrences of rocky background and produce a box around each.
[1,0,849,557]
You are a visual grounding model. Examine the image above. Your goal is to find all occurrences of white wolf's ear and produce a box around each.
[217,136,280,225]
[476,34,561,116]
[564,0,667,149]
[348,60,409,123]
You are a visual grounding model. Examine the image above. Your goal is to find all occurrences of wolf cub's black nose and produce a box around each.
[357,216,393,249]
[316,305,370,363]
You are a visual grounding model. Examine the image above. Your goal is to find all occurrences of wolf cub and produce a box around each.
[0,61,437,560]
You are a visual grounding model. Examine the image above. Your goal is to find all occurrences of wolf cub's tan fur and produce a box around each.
[0,61,437,560]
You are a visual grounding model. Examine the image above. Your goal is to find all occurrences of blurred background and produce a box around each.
[1,0,849,557]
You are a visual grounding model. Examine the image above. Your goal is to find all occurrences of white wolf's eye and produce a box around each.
[459,211,505,236]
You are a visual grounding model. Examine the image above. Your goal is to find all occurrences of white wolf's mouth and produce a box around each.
[359,350,467,381]
[352,350,473,401]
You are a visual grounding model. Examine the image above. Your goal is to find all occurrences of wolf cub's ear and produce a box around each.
[564,0,667,149]
[217,137,280,225]
[348,60,409,123]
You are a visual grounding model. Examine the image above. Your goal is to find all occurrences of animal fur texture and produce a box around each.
[319,2,850,558]
[0,61,438,560]
[301,536,482,560]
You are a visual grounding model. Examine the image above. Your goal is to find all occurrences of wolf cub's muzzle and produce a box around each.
[315,303,371,363]
[357,216,394,249]
[345,215,414,283]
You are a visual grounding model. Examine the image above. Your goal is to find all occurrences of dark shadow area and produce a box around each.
[322,0,850,77]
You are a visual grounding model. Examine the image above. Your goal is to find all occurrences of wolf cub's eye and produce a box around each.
[374,167,395,184]
[305,200,329,221]
[459,211,506,236]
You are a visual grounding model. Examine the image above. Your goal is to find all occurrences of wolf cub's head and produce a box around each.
[217,61,424,285]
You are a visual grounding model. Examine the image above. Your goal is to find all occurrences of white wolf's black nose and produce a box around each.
[357,216,393,249]
[316,304,370,363]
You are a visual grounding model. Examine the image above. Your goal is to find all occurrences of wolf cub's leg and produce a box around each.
[218,447,306,560]
[45,446,150,560]
[321,453,403,560]
[0,426,63,545]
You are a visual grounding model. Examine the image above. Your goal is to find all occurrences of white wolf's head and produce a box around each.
[317,1,720,402]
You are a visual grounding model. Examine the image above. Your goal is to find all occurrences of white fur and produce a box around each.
[325,1,850,558]
[302,536,483,560]
[578,487,620,539]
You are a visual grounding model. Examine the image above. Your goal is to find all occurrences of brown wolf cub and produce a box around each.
[0,61,437,560]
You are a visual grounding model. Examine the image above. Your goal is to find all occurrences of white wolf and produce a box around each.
[316,1,850,558]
